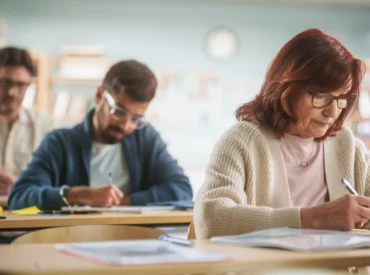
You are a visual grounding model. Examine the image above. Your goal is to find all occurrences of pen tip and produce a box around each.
[158,235,167,241]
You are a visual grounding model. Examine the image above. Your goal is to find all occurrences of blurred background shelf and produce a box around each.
[24,50,51,114]
[2,0,370,194]
[51,77,103,86]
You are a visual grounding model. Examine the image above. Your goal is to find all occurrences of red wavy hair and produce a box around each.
[236,28,365,140]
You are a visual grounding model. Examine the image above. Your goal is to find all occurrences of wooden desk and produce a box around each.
[0,195,7,207]
[0,211,192,230]
[0,241,369,274]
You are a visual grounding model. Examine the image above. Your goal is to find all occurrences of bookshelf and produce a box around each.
[27,50,51,114]
[51,77,102,86]
[48,52,115,124]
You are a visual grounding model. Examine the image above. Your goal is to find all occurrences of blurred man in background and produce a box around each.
[8,60,193,210]
[0,46,42,195]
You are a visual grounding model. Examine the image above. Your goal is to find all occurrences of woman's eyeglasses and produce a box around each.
[104,91,146,130]
[308,92,356,109]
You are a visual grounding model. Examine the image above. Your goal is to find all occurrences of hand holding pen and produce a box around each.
[300,178,370,231]
[108,172,113,185]
[88,183,123,207]
[341,178,359,196]
[341,178,368,228]
[63,172,123,207]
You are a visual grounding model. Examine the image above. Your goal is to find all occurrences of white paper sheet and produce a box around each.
[60,205,176,213]
[212,227,370,252]
[56,239,227,265]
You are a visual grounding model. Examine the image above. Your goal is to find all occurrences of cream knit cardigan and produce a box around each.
[194,121,370,239]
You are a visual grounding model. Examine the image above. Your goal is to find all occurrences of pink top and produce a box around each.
[280,133,328,207]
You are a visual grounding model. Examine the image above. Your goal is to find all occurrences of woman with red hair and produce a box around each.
[194,29,370,239]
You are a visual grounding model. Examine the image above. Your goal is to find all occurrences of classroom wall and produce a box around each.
[1,0,370,194]
[0,0,369,77]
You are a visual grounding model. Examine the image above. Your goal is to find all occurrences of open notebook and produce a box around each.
[211,227,370,252]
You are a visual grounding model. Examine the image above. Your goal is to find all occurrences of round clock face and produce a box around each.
[205,27,238,61]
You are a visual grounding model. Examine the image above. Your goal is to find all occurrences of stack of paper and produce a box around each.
[56,240,227,265]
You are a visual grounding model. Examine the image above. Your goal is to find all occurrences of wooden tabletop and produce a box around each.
[0,210,193,230]
[0,195,7,207]
[0,240,369,274]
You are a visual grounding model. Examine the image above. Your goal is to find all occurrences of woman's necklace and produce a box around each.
[282,136,316,168]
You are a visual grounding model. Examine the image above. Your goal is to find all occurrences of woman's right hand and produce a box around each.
[300,194,370,231]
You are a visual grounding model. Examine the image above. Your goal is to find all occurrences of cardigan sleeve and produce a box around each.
[353,138,370,197]
[194,123,301,239]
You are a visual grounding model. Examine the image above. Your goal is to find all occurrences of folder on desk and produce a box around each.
[211,227,370,252]
[60,205,176,213]
[147,200,194,210]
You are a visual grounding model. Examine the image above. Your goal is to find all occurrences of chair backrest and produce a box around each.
[187,221,196,239]
[11,225,165,244]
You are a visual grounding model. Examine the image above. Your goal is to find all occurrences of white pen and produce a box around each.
[341,178,359,195]
[108,172,112,185]
[158,234,193,246]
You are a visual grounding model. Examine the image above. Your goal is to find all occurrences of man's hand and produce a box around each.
[0,171,16,195]
[66,184,124,207]
[121,196,131,206]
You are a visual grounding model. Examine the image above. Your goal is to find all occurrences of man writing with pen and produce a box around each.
[8,60,193,210]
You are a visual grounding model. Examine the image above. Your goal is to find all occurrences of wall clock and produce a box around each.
[205,27,238,62]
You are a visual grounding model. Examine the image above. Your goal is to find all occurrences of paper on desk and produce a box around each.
[60,205,177,213]
[12,206,41,215]
[211,227,370,252]
[56,240,228,265]
[352,229,370,234]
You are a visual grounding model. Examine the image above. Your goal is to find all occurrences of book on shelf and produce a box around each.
[58,57,109,80]
[56,45,112,80]
[67,95,89,123]
[22,84,37,110]
[52,91,90,124]
[61,45,105,57]
[52,91,71,121]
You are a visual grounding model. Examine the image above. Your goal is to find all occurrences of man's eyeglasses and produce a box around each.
[0,77,31,93]
[308,92,356,109]
[104,91,146,129]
